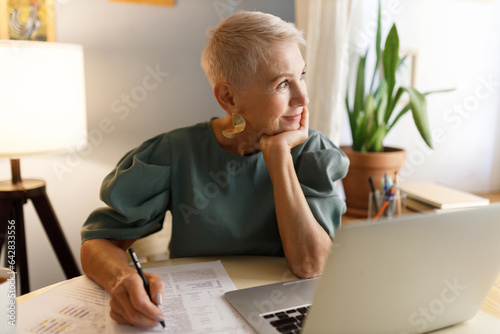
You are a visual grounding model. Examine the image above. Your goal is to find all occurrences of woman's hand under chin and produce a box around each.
[259,107,309,154]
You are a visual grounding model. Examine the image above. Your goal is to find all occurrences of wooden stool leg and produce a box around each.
[30,191,81,279]
[13,199,30,294]
[0,200,12,254]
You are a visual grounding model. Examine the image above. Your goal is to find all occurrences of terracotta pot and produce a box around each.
[341,146,406,218]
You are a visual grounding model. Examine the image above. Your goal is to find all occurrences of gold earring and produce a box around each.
[222,113,246,139]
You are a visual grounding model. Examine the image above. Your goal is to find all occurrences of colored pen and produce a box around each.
[374,186,395,221]
[383,172,388,196]
[128,247,167,332]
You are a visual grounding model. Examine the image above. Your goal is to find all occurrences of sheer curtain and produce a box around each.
[295,0,352,145]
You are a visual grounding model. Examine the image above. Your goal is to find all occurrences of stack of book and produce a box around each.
[400,182,490,213]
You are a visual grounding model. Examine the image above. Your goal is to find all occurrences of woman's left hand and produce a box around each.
[258,106,331,278]
[259,107,309,153]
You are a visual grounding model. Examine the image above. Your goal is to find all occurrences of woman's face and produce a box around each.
[233,42,309,137]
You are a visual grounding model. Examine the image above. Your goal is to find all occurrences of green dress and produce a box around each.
[81,120,349,258]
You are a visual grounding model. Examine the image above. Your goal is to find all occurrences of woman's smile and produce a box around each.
[282,114,302,122]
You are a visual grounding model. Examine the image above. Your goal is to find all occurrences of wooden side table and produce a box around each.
[0,159,80,295]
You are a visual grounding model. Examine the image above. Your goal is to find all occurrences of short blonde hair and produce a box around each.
[201,11,306,89]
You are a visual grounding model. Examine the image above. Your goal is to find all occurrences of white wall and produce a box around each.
[341,0,500,193]
[0,0,294,292]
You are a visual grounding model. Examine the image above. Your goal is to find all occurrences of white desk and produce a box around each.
[18,256,500,333]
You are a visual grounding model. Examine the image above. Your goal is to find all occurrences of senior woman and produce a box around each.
[80,11,349,328]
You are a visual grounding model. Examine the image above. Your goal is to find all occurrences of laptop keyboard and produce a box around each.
[262,305,310,334]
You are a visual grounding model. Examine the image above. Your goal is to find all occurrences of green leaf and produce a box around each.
[373,79,387,103]
[352,53,367,142]
[364,94,376,120]
[422,88,456,95]
[398,54,408,69]
[369,0,383,93]
[387,104,411,133]
[353,54,367,117]
[405,87,433,149]
[346,88,354,130]
[367,126,387,152]
[385,87,404,123]
[376,86,388,126]
[383,24,400,116]
[353,114,365,151]
[345,63,356,142]
[358,94,376,148]
[345,0,454,153]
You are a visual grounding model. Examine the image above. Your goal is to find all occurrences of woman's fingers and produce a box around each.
[300,107,309,132]
[109,271,165,327]
[145,272,165,306]
[266,107,309,149]
[290,107,309,147]
[109,308,128,325]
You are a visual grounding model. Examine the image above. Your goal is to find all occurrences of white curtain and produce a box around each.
[295,0,352,145]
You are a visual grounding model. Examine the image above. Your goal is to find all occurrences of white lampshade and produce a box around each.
[0,40,87,157]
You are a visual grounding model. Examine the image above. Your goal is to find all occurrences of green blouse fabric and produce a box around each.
[81,120,349,258]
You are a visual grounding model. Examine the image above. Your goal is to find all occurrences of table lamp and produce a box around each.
[0,40,87,294]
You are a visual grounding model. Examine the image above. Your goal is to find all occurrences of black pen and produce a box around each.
[128,247,167,331]
[369,176,380,213]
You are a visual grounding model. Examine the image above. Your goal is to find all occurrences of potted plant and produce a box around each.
[342,2,451,217]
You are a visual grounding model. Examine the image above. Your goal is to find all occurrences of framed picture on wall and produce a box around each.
[394,49,418,107]
[0,0,55,42]
[397,49,418,88]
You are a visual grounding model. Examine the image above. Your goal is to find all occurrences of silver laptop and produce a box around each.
[225,203,500,334]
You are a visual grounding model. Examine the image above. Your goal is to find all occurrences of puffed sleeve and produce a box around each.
[293,130,350,237]
[81,134,171,242]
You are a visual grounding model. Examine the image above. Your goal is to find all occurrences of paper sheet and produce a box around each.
[16,276,107,334]
[107,260,253,334]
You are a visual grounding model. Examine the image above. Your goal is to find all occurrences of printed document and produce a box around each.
[16,276,107,334]
[107,260,253,334]
[16,261,251,334]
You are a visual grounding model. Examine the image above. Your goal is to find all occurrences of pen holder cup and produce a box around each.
[368,190,407,220]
